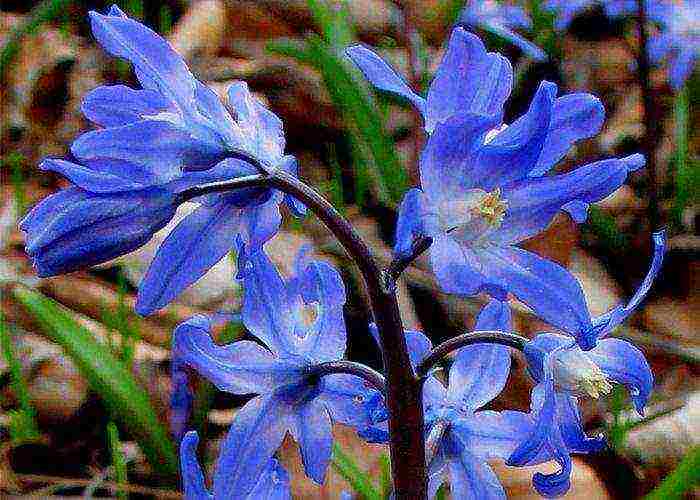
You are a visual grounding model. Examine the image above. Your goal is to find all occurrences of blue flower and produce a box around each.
[545,0,665,30]
[346,28,513,133]
[180,432,291,500]
[172,248,375,497]
[460,0,547,61]
[362,300,543,499]
[508,232,664,497]
[648,0,699,89]
[392,71,643,337]
[21,5,303,315]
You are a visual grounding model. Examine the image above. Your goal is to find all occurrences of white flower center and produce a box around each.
[439,188,508,244]
[552,348,613,399]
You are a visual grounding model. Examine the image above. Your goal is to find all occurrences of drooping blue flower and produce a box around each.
[460,0,547,61]
[172,247,376,498]
[507,232,664,497]
[361,300,546,499]
[180,432,291,500]
[21,5,303,315]
[648,0,699,89]
[391,76,642,339]
[544,0,666,30]
[346,27,513,133]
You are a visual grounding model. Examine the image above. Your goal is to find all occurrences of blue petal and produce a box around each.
[171,315,304,395]
[294,258,347,362]
[71,120,226,176]
[495,154,646,245]
[367,323,433,369]
[426,28,513,131]
[344,44,426,115]
[170,369,193,439]
[20,187,176,277]
[590,231,665,343]
[212,392,292,498]
[88,9,195,112]
[524,333,574,383]
[318,374,381,430]
[474,246,593,338]
[39,158,151,193]
[238,247,301,356]
[248,459,292,500]
[555,393,606,453]
[394,188,439,258]
[136,200,239,315]
[588,338,653,414]
[429,234,488,296]
[669,46,697,90]
[531,93,606,176]
[419,112,499,197]
[291,399,333,484]
[472,81,557,191]
[193,80,240,146]
[81,84,174,127]
[278,156,307,217]
[179,431,213,499]
[453,410,534,461]
[448,451,506,500]
[228,81,285,165]
[447,300,512,410]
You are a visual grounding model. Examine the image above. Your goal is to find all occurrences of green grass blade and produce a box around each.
[0,314,41,445]
[14,287,178,477]
[645,445,700,500]
[107,422,128,500]
[672,86,698,226]
[331,443,382,500]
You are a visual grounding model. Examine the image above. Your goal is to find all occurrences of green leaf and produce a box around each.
[672,86,698,226]
[331,443,382,500]
[0,314,40,445]
[378,453,392,499]
[107,422,128,500]
[14,287,178,477]
[645,445,700,500]
[305,35,408,206]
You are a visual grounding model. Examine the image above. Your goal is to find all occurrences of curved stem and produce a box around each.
[386,236,433,286]
[179,168,428,498]
[308,360,386,394]
[416,330,528,379]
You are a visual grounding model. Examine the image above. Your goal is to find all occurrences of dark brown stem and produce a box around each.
[636,0,660,229]
[416,330,528,379]
[308,360,386,394]
[178,170,428,499]
[386,236,433,286]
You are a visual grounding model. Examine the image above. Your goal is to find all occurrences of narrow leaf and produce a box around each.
[14,287,178,476]
[331,443,382,500]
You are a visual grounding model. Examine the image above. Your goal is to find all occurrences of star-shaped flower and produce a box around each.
[508,232,664,497]
[21,5,304,315]
[172,247,374,497]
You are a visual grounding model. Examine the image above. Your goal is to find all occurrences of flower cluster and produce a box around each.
[21,6,666,500]
[20,5,302,316]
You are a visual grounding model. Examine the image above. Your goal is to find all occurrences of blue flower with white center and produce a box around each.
[648,0,699,89]
[388,63,643,339]
[21,5,304,315]
[507,232,664,497]
[460,0,547,61]
[172,247,375,498]
[361,300,545,499]
[180,432,291,500]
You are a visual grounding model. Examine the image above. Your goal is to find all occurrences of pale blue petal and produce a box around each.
[447,299,512,410]
[135,199,242,315]
[394,188,439,258]
[81,84,174,127]
[426,27,513,131]
[248,459,292,500]
[344,44,426,115]
[179,432,213,499]
[524,333,574,383]
[171,315,304,395]
[453,410,534,461]
[588,338,653,414]
[292,399,333,484]
[88,9,195,111]
[212,393,292,498]
[39,158,150,193]
[555,393,606,453]
[531,93,606,176]
[448,451,505,500]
